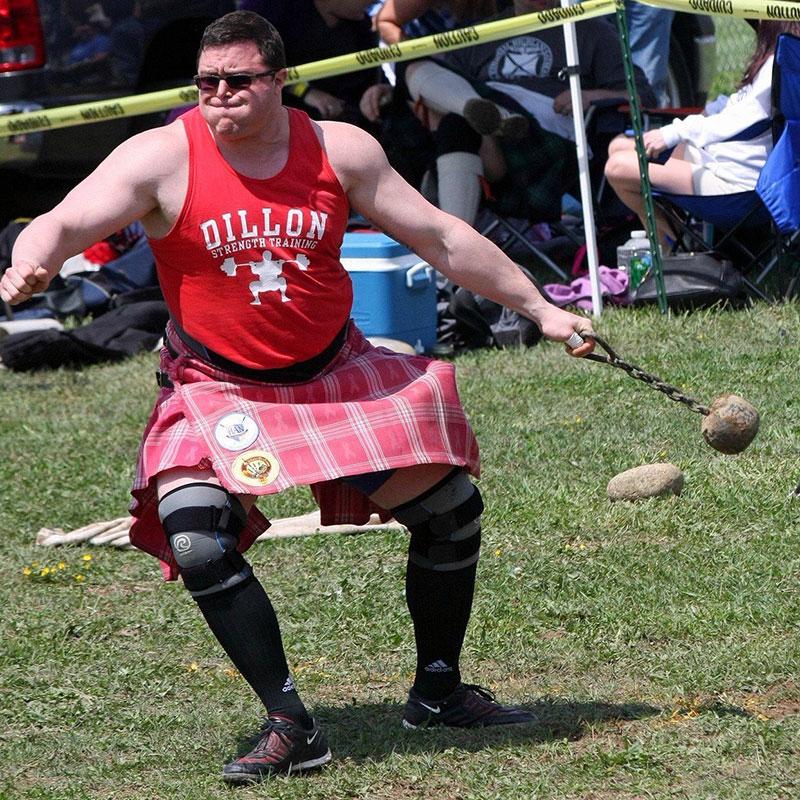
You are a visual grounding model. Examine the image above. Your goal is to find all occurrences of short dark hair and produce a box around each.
[198,11,286,69]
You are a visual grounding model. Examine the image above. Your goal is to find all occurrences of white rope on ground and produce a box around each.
[35,511,407,548]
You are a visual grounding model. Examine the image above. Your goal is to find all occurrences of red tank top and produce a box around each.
[150,107,352,369]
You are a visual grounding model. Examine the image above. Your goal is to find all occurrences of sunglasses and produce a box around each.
[193,70,279,92]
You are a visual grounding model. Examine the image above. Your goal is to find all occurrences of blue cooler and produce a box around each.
[340,231,437,352]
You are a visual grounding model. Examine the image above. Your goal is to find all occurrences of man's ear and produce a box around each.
[274,68,289,90]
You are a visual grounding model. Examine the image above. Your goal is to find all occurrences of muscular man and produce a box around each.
[1,11,594,785]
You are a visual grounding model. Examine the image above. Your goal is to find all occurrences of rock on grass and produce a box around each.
[607,463,684,502]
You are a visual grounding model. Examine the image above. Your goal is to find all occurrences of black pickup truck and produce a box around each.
[0,0,234,219]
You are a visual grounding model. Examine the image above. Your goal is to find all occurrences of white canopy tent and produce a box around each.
[560,0,604,316]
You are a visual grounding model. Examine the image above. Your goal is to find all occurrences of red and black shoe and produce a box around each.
[221,716,331,784]
[402,683,536,730]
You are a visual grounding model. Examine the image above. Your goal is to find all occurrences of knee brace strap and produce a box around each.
[409,527,481,572]
[158,482,251,596]
[392,469,484,539]
[393,469,483,571]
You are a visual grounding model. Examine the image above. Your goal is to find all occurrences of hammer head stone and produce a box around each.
[701,394,760,454]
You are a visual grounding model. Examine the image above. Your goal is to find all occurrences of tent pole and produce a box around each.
[613,2,667,312]
[561,0,603,316]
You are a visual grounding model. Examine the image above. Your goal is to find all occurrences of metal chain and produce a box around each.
[584,333,710,416]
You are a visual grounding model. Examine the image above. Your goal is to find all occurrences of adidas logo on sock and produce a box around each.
[282,676,296,693]
[424,659,453,673]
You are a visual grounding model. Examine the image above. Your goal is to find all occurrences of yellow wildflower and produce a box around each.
[22,567,32,576]
[58,562,66,570]
[74,574,86,583]
[82,554,93,562]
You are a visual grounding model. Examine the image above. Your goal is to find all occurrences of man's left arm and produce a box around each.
[327,123,594,352]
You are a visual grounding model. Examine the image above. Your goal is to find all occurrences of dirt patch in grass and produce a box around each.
[736,680,800,720]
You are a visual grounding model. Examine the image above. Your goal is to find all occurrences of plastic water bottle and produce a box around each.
[617,230,655,290]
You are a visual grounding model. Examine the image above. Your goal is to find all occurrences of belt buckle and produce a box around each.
[156,370,173,389]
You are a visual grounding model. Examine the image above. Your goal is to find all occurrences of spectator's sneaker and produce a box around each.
[463,97,502,136]
[402,683,537,729]
[221,716,331,784]
[498,114,530,140]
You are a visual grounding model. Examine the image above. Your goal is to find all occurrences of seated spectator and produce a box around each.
[374,0,497,44]
[239,0,381,127]
[360,1,500,209]
[64,3,112,70]
[384,0,655,228]
[625,1,674,108]
[361,0,496,118]
[604,19,800,248]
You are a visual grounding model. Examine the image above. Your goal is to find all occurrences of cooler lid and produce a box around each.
[340,232,411,258]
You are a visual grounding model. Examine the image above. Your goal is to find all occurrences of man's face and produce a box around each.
[196,41,285,140]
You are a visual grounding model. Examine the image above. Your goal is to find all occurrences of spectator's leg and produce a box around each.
[604,144,694,247]
[405,60,525,137]
[625,1,676,107]
[433,114,484,225]
[405,60,480,117]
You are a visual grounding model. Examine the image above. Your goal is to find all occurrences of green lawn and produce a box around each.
[1,302,798,799]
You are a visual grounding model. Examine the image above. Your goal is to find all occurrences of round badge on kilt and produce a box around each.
[214,413,260,451]
[232,450,280,487]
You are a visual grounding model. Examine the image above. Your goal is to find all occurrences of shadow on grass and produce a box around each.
[228,697,662,764]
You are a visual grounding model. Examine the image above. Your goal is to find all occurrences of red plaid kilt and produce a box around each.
[130,322,480,580]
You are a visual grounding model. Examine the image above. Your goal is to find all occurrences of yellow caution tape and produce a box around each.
[0,86,201,137]
[3,0,799,139]
[635,0,800,20]
[0,0,616,138]
[285,0,616,83]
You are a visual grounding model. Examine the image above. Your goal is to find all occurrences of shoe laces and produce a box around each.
[460,684,496,703]
[252,716,296,752]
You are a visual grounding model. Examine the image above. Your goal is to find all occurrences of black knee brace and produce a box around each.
[158,482,251,597]
[392,469,483,571]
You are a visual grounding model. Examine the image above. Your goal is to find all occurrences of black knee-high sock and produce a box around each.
[405,555,478,700]
[193,575,312,728]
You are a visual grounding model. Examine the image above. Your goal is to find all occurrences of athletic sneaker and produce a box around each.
[402,683,537,730]
[221,716,331,784]
[463,97,529,140]
[463,97,502,136]
[498,113,529,140]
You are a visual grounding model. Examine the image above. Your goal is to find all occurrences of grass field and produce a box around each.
[1,301,798,799]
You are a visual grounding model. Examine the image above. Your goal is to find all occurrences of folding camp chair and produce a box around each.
[652,33,800,300]
[478,99,632,281]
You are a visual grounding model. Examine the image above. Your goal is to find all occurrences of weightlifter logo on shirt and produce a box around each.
[488,36,553,81]
[198,206,328,304]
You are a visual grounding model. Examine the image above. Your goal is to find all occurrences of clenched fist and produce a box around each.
[0,261,52,305]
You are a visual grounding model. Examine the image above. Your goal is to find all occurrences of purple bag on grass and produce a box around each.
[544,266,630,310]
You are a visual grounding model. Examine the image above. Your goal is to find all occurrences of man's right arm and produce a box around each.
[1,125,180,305]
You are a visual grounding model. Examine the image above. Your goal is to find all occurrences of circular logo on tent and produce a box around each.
[232,450,280,487]
[214,413,260,451]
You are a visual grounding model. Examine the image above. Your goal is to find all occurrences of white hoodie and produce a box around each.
[659,56,773,190]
